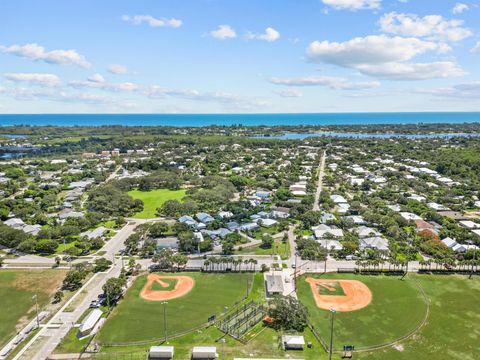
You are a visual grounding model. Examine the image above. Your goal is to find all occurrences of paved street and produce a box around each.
[12,222,138,360]
[313,150,326,212]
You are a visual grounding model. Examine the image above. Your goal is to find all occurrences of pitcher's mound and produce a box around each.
[140,274,194,301]
[305,278,372,312]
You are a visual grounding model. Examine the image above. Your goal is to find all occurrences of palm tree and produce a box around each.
[203,259,210,272]
[251,259,258,272]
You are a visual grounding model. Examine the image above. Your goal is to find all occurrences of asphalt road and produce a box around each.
[12,222,138,360]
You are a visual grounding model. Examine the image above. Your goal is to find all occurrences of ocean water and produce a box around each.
[0,112,480,127]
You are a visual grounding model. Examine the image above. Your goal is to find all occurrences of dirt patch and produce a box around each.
[305,278,372,312]
[140,274,194,301]
[11,270,66,296]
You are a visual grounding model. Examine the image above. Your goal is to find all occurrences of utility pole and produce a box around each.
[162,301,168,342]
[32,294,39,328]
[329,308,336,360]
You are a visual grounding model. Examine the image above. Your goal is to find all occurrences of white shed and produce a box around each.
[149,346,174,359]
[282,335,305,350]
[191,346,217,359]
[78,308,103,337]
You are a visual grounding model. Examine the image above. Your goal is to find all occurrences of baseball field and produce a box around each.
[297,273,428,350]
[0,269,66,348]
[353,274,480,360]
[97,272,253,344]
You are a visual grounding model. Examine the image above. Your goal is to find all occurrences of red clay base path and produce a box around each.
[140,274,195,301]
[305,278,372,312]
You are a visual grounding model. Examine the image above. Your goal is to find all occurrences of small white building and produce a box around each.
[149,346,174,359]
[78,309,103,337]
[282,335,305,350]
[265,274,284,297]
[191,346,217,359]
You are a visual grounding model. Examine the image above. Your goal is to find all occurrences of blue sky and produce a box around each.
[1,0,479,113]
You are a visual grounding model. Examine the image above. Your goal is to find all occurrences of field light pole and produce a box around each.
[329,308,336,360]
[221,338,226,360]
[32,294,39,328]
[466,240,477,279]
[162,301,168,342]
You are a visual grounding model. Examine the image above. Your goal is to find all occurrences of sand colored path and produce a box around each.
[140,274,195,301]
[305,278,372,312]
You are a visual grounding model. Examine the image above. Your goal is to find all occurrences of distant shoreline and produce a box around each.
[1,112,480,127]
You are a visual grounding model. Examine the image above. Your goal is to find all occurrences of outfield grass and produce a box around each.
[0,270,66,348]
[297,273,427,350]
[97,272,252,344]
[353,274,480,360]
[128,188,186,218]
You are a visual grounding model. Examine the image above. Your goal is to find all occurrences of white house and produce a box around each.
[360,237,389,252]
[318,239,343,251]
[354,226,381,238]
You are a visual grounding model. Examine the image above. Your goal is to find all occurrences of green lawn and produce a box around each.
[353,274,480,360]
[97,272,252,344]
[0,270,66,348]
[128,188,187,218]
[95,325,324,360]
[297,273,427,350]
[237,237,290,259]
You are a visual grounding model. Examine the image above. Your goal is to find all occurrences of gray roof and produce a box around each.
[265,274,284,293]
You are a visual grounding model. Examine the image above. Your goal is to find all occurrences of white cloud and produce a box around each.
[415,82,480,99]
[306,35,462,80]
[321,0,381,11]
[379,12,472,42]
[269,76,380,90]
[209,25,237,40]
[4,73,60,87]
[247,27,280,42]
[121,15,182,28]
[452,3,469,14]
[357,61,465,80]
[0,43,91,68]
[307,35,449,66]
[107,64,129,74]
[87,74,105,83]
[471,42,480,54]
[69,79,138,92]
[273,89,303,97]
[146,86,268,110]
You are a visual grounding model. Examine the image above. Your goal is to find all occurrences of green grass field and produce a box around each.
[128,188,187,218]
[150,278,177,291]
[97,272,252,344]
[0,270,66,348]
[316,281,345,296]
[297,273,427,350]
[354,274,480,360]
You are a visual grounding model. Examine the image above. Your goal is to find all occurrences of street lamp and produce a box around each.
[328,308,336,360]
[466,240,477,279]
[162,301,168,342]
[32,294,39,328]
